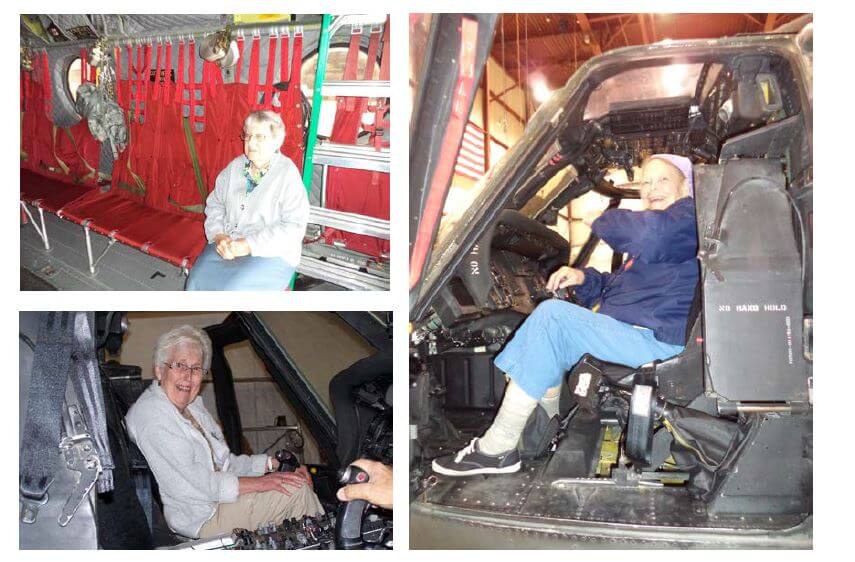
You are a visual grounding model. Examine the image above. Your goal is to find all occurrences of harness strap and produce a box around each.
[182,116,207,207]
[20,313,115,501]
[235,36,245,82]
[276,31,289,113]
[79,49,89,83]
[163,42,173,103]
[263,34,277,109]
[289,33,303,150]
[188,40,197,129]
[246,35,261,107]
[151,42,162,101]
[51,126,71,176]
[174,40,185,105]
[342,31,361,112]
[132,45,140,121]
[41,51,52,120]
[114,47,124,108]
[139,44,152,122]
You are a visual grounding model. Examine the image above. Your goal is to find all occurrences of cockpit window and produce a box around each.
[583,63,706,120]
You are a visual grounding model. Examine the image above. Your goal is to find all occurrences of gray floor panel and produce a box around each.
[21,210,186,291]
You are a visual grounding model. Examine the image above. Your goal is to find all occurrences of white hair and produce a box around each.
[153,325,212,371]
[243,110,286,147]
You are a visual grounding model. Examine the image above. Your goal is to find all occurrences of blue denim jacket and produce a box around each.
[573,197,699,345]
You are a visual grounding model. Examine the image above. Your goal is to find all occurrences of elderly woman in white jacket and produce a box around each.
[185,110,309,291]
[126,325,323,538]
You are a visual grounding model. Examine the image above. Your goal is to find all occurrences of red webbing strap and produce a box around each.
[152,43,162,101]
[203,60,222,101]
[361,30,381,145]
[163,42,173,103]
[41,51,52,120]
[275,32,289,114]
[114,47,124,107]
[140,44,152,121]
[379,21,390,81]
[290,32,303,154]
[133,45,143,121]
[188,40,197,129]
[342,32,361,111]
[174,40,185,105]
[126,45,134,112]
[263,35,277,109]
[22,70,31,111]
[375,22,391,149]
[80,49,89,83]
[235,36,245,82]
[246,35,260,107]
[364,31,380,81]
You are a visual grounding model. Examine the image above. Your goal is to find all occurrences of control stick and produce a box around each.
[335,465,369,549]
[275,449,300,473]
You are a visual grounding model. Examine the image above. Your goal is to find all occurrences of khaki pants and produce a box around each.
[199,485,324,538]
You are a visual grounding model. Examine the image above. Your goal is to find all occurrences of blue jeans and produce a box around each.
[185,244,295,291]
[494,299,684,400]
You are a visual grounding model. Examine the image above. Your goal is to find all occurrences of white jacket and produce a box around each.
[125,383,268,538]
[203,152,309,267]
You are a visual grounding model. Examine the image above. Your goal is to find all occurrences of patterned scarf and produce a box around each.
[243,159,271,194]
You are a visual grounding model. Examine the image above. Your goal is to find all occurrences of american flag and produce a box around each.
[454,121,487,181]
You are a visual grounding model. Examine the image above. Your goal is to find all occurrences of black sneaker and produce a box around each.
[431,438,521,476]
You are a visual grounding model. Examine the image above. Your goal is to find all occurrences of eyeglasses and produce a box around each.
[639,176,675,190]
[163,362,208,377]
[240,132,272,143]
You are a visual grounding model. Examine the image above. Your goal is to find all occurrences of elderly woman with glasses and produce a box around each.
[125,325,323,539]
[185,110,309,291]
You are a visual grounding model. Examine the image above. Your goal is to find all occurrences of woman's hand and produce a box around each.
[214,234,235,260]
[228,238,251,258]
[296,465,314,491]
[239,472,307,496]
[547,266,586,292]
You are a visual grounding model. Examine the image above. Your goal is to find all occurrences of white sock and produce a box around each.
[540,384,562,419]
[479,381,538,455]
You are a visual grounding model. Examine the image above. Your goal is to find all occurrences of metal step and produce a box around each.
[308,206,390,239]
[322,80,390,99]
[297,256,389,291]
[313,142,390,173]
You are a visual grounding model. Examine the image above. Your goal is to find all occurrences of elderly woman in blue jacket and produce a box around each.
[186,110,309,291]
[433,154,699,476]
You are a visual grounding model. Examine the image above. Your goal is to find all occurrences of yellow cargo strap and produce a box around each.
[181,116,207,211]
[51,126,71,176]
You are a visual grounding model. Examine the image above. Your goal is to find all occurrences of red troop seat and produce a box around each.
[21,168,207,270]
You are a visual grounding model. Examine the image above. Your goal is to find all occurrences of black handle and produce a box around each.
[335,465,369,549]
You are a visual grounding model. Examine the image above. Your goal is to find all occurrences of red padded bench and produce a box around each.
[21,168,207,274]
[20,168,95,251]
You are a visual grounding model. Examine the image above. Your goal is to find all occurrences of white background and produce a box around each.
[4,0,845,558]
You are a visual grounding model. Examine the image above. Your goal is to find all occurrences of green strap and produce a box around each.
[181,116,208,206]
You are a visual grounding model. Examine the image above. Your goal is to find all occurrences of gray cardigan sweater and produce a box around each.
[203,152,309,267]
[125,383,268,537]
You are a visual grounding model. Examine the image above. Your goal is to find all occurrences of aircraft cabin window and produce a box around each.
[67,57,83,101]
